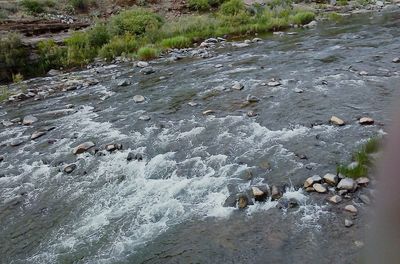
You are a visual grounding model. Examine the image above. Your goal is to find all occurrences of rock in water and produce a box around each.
[139,115,151,121]
[328,195,342,204]
[202,110,215,115]
[337,178,356,191]
[140,67,155,75]
[247,111,257,117]
[304,175,322,188]
[267,80,281,87]
[237,194,249,209]
[23,115,38,125]
[188,102,198,107]
[133,95,145,103]
[345,219,354,227]
[356,177,370,186]
[330,116,345,126]
[215,64,223,68]
[393,57,400,63]
[313,183,327,193]
[137,61,149,68]
[323,173,338,186]
[359,117,374,125]
[232,81,244,90]
[252,186,268,201]
[73,141,95,155]
[344,204,358,214]
[63,164,77,174]
[359,71,368,76]
[246,95,260,103]
[31,131,46,140]
[118,79,130,86]
[271,185,282,200]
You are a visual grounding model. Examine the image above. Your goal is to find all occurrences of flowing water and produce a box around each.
[1,10,400,264]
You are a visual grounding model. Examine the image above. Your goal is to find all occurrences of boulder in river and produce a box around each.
[118,79,130,87]
[137,61,149,68]
[133,95,145,103]
[330,116,345,126]
[356,177,370,186]
[63,163,77,174]
[73,141,95,155]
[127,152,143,161]
[393,57,400,63]
[10,138,24,147]
[247,111,257,117]
[31,131,46,140]
[304,175,322,188]
[359,117,374,125]
[237,194,249,209]
[251,186,269,201]
[232,81,244,90]
[267,80,281,87]
[304,20,317,28]
[344,204,358,214]
[271,185,282,200]
[328,195,342,204]
[337,178,357,191]
[202,110,215,115]
[323,173,338,186]
[345,219,354,227]
[313,183,327,193]
[188,102,198,107]
[246,95,260,103]
[23,115,38,125]
[139,115,151,121]
[359,71,368,76]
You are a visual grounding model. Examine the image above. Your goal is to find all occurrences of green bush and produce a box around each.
[109,8,163,36]
[219,0,245,16]
[64,32,96,67]
[337,0,348,5]
[289,11,315,25]
[37,39,66,72]
[161,36,191,49]
[188,0,210,11]
[99,34,138,60]
[0,33,29,78]
[137,46,159,61]
[208,0,227,7]
[69,0,89,11]
[160,15,219,39]
[20,0,45,14]
[87,23,110,48]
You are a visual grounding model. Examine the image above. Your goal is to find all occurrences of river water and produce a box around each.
[1,10,399,264]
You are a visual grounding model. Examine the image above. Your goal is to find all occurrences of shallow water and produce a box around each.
[1,10,399,264]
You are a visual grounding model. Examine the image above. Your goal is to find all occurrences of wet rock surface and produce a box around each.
[0,10,398,264]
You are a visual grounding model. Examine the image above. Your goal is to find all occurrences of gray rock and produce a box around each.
[271,185,282,200]
[338,178,357,191]
[140,67,155,75]
[10,138,24,147]
[338,190,348,196]
[277,198,299,209]
[133,95,145,103]
[73,141,95,155]
[246,95,260,103]
[313,183,327,193]
[139,115,151,121]
[323,173,338,186]
[215,64,223,68]
[137,61,149,68]
[205,38,218,43]
[1,120,13,127]
[359,194,371,205]
[329,195,343,204]
[232,43,250,48]
[304,20,317,28]
[118,79,130,87]
[11,118,22,123]
[127,152,143,161]
[23,115,38,125]
[31,131,46,140]
[304,175,322,188]
[223,194,237,207]
[267,80,281,87]
[330,116,345,126]
[247,111,257,117]
[202,110,215,115]
[376,0,384,7]
[356,177,370,186]
[393,57,400,63]
[232,81,244,90]
[294,88,304,93]
[188,102,198,107]
[344,204,358,214]
[345,219,354,227]
[47,69,61,76]
[359,117,374,125]
[251,186,269,201]
[63,163,77,174]
[252,37,262,42]
[359,70,368,76]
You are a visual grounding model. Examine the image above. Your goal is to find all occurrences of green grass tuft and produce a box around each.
[137,46,159,61]
[188,0,210,11]
[161,36,192,49]
[289,11,315,25]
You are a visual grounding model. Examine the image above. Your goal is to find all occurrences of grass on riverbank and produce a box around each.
[0,0,316,82]
[337,138,381,179]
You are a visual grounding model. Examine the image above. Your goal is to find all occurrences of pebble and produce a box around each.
[329,195,342,204]
[267,80,281,87]
[215,64,223,68]
[294,88,304,93]
[232,81,244,90]
[359,71,368,76]
[313,183,327,193]
[188,102,198,107]
[73,141,95,155]
[10,139,24,147]
[359,117,374,125]
[304,175,322,188]
[139,115,151,121]
[330,116,345,126]
[345,219,354,227]
[338,190,348,196]
[63,164,77,174]
[31,131,46,140]
[338,178,357,191]
[133,95,145,103]
[202,110,215,115]
[344,204,358,214]
[23,115,38,125]
[323,173,338,186]
[393,57,400,63]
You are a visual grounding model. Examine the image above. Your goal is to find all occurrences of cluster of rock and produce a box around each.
[330,115,375,126]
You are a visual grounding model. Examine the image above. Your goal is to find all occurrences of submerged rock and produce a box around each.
[139,115,151,121]
[127,152,143,162]
[330,116,345,126]
[359,194,371,205]
[140,67,155,75]
[277,198,299,209]
[63,163,77,174]
[23,115,38,125]
[133,95,145,103]
[267,80,281,87]
[73,141,95,155]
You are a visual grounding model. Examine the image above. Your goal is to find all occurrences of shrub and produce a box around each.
[289,11,315,25]
[0,86,10,102]
[64,32,96,67]
[20,0,45,14]
[0,33,29,77]
[137,46,159,61]
[37,39,66,72]
[208,0,226,7]
[69,0,89,11]
[109,8,163,36]
[188,0,210,11]
[160,15,219,39]
[99,34,138,60]
[337,0,348,5]
[161,36,191,49]
[219,0,245,16]
[87,23,110,47]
